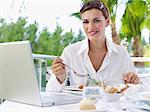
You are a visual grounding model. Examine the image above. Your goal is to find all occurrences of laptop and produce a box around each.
[0,41,82,107]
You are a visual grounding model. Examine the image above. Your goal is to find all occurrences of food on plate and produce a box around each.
[104,86,118,93]
[104,84,129,94]
[78,82,129,94]
[102,84,129,101]
[79,99,96,110]
[118,84,129,93]
[78,84,84,89]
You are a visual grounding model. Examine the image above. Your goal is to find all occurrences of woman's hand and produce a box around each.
[51,58,66,84]
[122,72,140,84]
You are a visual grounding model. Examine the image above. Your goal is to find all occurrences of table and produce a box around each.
[0,100,132,112]
[0,96,149,112]
[1,77,150,112]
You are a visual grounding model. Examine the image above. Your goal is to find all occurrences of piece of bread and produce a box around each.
[118,84,129,93]
[104,86,118,93]
[78,84,84,89]
[79,99,96,110]
[104,84,129,94]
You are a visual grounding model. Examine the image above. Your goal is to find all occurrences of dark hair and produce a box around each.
[80,0,109,19]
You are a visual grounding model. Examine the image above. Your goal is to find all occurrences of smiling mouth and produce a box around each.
[88,31,99,35]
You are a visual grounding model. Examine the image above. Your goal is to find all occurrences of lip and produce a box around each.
[88,31,98,35]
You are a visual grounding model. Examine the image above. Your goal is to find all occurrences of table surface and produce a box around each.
[0,95,149,112]
[1,77,150,112]
[0,100,133,112]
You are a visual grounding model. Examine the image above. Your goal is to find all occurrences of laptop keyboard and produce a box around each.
[40,92,82,106]
[41,93,69,101]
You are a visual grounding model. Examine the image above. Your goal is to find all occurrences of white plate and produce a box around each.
[128,101,150,111]
[63,86,82,91]
[138,92,150,100]
[127,92,150,101]
[126,92,150,110]
[62,86,83,96]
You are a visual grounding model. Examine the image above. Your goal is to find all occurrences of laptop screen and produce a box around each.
[0,41,82,107]
[0,41,42,106]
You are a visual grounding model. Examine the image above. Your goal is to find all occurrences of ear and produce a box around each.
[105,18,110,27]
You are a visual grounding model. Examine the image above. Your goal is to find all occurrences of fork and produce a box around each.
[63,63,88,77]
[52,57,103,86]
[63,63,102,86]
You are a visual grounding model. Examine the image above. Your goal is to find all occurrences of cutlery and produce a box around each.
[63,63,102,86]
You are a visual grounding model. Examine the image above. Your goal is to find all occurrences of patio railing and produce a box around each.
[33,54,150,90]
[131,57,150,62]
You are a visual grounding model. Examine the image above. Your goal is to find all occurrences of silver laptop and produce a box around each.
[0,41,82,107]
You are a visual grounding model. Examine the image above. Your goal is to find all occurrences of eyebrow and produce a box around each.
[93,17,100,20]
[82,17,104,21]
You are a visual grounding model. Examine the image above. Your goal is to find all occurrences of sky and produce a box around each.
[0,0,149,42]
[0,0,82,33]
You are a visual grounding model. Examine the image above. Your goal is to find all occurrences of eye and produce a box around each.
[93,19,101,23]
[82,20,89,24]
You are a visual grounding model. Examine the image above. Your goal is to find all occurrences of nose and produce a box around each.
[88,22,95,30]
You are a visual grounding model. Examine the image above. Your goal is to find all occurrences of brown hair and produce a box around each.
[80,0,109,19]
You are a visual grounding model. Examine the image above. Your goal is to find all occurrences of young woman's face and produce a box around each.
[81,9,109,41]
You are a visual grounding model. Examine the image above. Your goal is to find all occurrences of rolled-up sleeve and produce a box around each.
[46,74,63,92]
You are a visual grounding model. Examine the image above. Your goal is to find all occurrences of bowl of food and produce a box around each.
[103,92,122,102]
[102,84,129,102]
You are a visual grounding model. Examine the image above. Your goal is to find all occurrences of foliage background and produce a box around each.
[0,0,149,87]
[0,0,150,66]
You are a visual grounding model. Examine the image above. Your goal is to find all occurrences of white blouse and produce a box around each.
[46,38,136,92]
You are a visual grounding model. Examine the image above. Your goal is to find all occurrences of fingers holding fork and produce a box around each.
[51,58,67,83]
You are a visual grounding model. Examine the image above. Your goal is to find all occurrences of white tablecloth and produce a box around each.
[0,98,149,112]
[1,77,150,112]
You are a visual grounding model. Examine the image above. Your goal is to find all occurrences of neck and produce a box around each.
[89,37,107,52]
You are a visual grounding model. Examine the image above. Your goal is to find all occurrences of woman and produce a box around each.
[46,0,139,91]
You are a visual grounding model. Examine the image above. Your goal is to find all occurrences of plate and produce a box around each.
[63,86,83,91]
[62,86,83,96]
[125,92,150,110]
[137,92,150,101]
[127,92,150,101]
[127,101,150,111]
